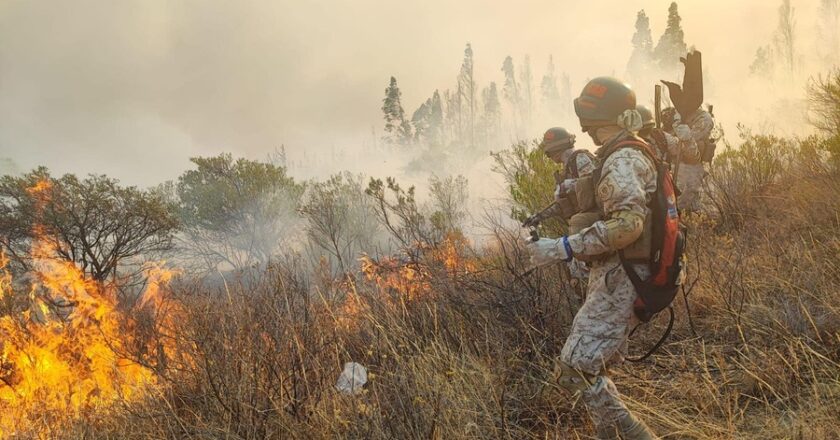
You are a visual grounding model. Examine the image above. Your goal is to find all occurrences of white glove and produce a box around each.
[525,237,573,269]
[674,123,693,142]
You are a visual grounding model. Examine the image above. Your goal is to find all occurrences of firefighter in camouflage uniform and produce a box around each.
[526,77,658,440]
[661,106,715,213]
[636,105,699,167]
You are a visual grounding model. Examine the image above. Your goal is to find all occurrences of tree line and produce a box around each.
[380,2,694,157]
[379,46,573,154]
[0,153,471,289]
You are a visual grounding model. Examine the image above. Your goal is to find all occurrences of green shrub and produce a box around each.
[491,140,569,237]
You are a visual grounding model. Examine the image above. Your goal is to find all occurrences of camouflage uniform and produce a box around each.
[551,149,597,204]
[529,148,597,225]
[644,129,698,166]
[563,149,597,180]
[674,109,714,212]
[563,134,657,431]
[559,150,597,280]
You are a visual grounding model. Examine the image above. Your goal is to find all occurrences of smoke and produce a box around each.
[0,0,833,188]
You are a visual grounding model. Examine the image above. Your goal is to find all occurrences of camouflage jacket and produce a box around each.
[567,135,657,258]
[646,128,700,165]
[563,149,597,180]
[685,108,716,162]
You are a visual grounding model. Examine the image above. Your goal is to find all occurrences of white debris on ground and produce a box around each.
[335,362,368,395]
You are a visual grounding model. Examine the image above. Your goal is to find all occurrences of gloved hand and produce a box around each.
[567,258,590,280]
[673,123,693,142]
[525,237,573,269]
[522,214,541,228]
[557,179,576,197]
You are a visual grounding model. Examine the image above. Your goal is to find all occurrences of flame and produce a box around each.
[0,180,178,437]
[431,234,477,275]
[339,235,477,327]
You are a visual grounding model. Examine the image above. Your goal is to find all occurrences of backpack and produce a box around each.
[596,138,687,323]
[564,149,597,180]
[699,138,717,163]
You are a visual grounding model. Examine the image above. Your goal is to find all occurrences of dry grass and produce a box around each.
[58,137,840,439]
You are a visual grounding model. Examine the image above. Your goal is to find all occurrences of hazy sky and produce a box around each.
[0,0,826,186]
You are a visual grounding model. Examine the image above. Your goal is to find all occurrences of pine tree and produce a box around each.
[653,2,687,73]
[501,56,519,106]
[480,82,501,145]
[411,100,431,142]
[398,115,413,145]
[749,46,774,79]
[540,56,561,119]
[819,0,840,65]
[443,89,461,145]
[773,0,796,79]
[381,76,412,145]
[428,90,444,146]
[520,55,534,127]
[559,72,572,116]
[627,10,654,84]
[458,43,476,147]
[411,90,445,146]
[501,56,522,133]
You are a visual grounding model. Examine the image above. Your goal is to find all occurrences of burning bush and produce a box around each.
[0,180,181,437]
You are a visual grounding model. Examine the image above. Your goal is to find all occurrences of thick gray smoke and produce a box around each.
[0,0,832,187]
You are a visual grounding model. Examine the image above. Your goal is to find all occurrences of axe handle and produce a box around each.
[654,85,662,129]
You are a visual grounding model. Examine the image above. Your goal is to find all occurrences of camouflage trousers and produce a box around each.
[560,255,645,430]
[677,163,705,212]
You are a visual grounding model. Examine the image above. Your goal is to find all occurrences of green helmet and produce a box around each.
[539,127,576,156]
[636,105,655,129]
[574,77,637,129]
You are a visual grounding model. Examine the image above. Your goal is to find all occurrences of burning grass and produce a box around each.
[2,142,840,438]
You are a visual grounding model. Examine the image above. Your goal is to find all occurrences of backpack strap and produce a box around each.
[592,137,660,185]
[565,150,581,179]
[564,149,596,179]
[592,138,661,280]
[650,129,671,163]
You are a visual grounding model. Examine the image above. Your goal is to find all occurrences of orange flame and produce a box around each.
[0,180,178,437]
[338,234,477,327]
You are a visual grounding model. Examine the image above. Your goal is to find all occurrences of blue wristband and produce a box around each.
[562,236,573,262]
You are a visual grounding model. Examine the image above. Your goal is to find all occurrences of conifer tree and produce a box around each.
[750,46,774,79]
[520,55,534,126]
[411,100,431,143]
[381,76,412,145]
[411,90,445,146]
[559,72,572,116]
[443,89,461,145]
[458,43,476,147]
[428,90,444,146]
[501,56,522,133]
[501,56,520,106]
[653,2,687,72]
[773,0,797,79]
[819,0,840,64]
[540,56,561,118]
[480,82,501,145]
[627,10,654,84]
